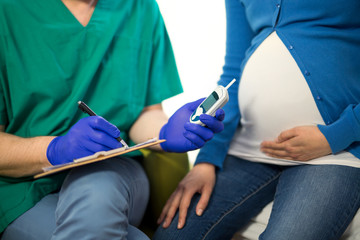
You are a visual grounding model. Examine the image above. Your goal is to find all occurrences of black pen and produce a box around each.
[77,101,129,149]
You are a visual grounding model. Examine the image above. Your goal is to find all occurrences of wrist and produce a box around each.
[194,162,216,172]
[46,136,61,165]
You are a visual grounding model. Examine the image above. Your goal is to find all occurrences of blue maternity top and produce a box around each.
[196,0,360,169]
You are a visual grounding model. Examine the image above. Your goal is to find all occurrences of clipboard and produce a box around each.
[34,138,165,179]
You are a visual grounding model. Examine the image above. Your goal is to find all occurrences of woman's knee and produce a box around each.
[260,165,360,240]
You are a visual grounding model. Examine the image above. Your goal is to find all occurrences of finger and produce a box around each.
[83,139,113,154]
[262,148,288,158]
[187,98,206,111]
[89,116,121,139]
[261,146,302,160]
[157,192,177,224]
[276,128,297,143]
[199,114,224,133]
[196,185,213,216]
[162,189,184,228]
[68,141,102,160]
[89,129,123,149]
[184,122,214,141]
[260,141,285,150]
[177,189,198,229]
[183,131,207,149]
[262,135,303,150]
[215,109,225,121]
[265,152,294,160]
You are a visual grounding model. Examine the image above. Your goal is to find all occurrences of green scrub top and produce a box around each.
[0,0,182,232]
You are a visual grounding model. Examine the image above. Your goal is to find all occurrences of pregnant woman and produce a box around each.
[153,0,360,239]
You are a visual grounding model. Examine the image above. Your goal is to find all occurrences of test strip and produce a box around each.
[225,78,236,90]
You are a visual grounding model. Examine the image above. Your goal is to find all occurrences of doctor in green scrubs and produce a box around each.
[0,0,225,239]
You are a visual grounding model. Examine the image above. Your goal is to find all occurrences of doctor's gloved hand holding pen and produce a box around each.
[46,116,123,166]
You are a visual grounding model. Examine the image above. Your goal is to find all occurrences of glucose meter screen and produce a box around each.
[202,91,219,111]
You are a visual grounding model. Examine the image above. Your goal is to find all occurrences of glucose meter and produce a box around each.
[190,79,236,126]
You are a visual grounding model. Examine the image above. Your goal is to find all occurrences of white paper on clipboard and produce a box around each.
[38,138,162,175]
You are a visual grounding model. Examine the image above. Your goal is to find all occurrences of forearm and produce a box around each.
[0,129,54,178]
[129,104,168,151]
[318,104,360,153]
[195,0,253,168]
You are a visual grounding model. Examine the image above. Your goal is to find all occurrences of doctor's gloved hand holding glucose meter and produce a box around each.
[159,79,235,153]
[190,79,236,126]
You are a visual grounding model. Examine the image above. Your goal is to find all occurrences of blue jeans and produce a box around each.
[2,157,150,240]
[153,155,360,240]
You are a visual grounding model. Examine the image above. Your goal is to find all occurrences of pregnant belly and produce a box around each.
[229,32,358,167]
[238,31,323,142]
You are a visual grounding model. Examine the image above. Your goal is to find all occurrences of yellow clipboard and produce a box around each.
[34,138,165,179]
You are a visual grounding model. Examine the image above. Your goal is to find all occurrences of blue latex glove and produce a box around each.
[160,98,225,153]
[47,116,123,165]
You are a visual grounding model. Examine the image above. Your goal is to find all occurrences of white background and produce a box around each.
[156,0,227,163]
